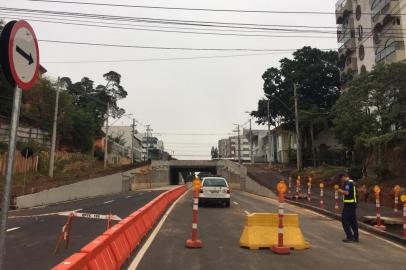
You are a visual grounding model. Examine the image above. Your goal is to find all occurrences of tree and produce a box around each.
[61,71,127,131]
[252,47,341,166]
[211,146,219,159]
[333,62,406,150]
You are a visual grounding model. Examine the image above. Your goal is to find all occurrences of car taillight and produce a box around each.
[200,188,203,193]
[226,188,230,193]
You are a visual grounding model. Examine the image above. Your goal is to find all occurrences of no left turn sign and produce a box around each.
[8,20,40,90]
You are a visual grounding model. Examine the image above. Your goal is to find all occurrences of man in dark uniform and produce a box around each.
[338,173,359,243]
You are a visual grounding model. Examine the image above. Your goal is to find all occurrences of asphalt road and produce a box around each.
[4,189,165,270]
[136,190,406,270]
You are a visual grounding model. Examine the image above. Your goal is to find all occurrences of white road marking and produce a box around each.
[244,210,250,215]
[103,200,114,204]
[127,189,189,270]
[6,227,20,232]
[126,195,133,198]
[233,201,239,205]
[72,208,82,212]
[139,193,144,195]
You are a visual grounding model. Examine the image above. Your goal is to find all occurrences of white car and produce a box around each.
[199,177,230,207]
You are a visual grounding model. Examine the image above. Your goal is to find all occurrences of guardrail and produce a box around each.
[52,185,188,270]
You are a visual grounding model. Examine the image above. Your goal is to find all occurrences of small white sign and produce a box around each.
[58,211,122,221]
[9,20,39,90]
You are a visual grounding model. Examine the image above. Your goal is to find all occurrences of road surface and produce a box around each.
[5,189,165,270]
[135,190,406,270]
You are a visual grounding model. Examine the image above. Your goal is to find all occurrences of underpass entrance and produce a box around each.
[169,166,217,185]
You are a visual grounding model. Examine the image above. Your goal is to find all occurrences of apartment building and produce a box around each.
[217,136,251,162]
[336,0,406,88]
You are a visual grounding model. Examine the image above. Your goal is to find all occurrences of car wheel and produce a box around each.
[225,200,230,207]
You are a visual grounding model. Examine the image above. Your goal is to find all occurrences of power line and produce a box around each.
[0,15,336,38]
[41,52,294,64]
[0,7,338,31]
[37,39,315,52]
[25,0,406,17]
[0,11,338,34]
[155,132,232,136]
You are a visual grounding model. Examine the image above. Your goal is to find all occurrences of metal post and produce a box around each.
[293,84,302,171]
[104,102,109,169]
[49,77,60,178]
[249,118,253,163]
[22,151,29,195]
[267,99,271,165]
[0,86,22,270]
[237,124,241,164]
[131,119,135,165]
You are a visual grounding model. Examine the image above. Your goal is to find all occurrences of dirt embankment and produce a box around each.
[245,164,404,207]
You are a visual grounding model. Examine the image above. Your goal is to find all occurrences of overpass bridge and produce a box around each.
[129,160,249,190]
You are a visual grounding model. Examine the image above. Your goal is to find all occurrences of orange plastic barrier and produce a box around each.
[52,185,187,270]
[81,235,118,270]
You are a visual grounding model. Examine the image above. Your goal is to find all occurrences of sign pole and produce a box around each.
[0,86,22,270]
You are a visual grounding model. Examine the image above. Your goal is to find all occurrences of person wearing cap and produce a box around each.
[337,172,359,243]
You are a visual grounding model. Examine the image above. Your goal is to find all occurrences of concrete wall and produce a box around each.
[242,176,275,198]
[130,160,169,191]
[16,172,126,208]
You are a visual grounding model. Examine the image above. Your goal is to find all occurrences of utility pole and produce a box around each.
[237,124,241,164]
[249,118,253,163]
[103,102,109,169]
[267,99,271,165]
[131,119,135,165]
[294,84,302,171]
[49,77,60,178]
[145,125,151,161]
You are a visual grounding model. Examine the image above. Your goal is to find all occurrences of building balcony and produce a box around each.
[375,39,405,63]
[336,0,353,24]
[372,0,399,22]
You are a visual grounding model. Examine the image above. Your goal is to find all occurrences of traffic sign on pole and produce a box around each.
[8,20,40,90]
[0,20,39,270]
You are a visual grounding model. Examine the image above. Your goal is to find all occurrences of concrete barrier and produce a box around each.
[16,172,126,208]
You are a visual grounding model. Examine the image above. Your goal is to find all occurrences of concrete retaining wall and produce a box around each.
[242,175,275,198]
[16,172,126,208]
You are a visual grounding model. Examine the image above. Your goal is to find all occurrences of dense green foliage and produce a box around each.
[0,71,127,153]
[252,47,341,165]
[333,62,406,150]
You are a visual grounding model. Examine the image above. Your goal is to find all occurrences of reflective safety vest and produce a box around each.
[343,180,357,203]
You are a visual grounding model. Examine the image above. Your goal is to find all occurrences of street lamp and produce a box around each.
[233,123,241,164]
[245,111,254,164]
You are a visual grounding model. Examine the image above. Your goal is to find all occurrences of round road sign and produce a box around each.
[8,20,39,90]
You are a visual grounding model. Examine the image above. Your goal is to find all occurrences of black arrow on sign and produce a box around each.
[16,45,34,65]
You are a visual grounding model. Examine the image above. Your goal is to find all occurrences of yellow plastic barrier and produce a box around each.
[239,213,310,250]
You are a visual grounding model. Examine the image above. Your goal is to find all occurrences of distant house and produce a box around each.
[264,127,297,164]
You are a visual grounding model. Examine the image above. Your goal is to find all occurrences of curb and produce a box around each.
[285,199,406,247]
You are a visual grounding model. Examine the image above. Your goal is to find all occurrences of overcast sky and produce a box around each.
[2,0,338,159]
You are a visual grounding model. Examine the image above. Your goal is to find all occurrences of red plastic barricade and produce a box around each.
[81,235,118,270]
[103,224,132,268]
[53,185,188,270]
[52,252,89,270]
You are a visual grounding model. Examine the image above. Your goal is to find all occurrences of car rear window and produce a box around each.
[203,178,227,187]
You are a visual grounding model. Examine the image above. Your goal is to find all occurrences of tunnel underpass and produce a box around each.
[169,166,217,185]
